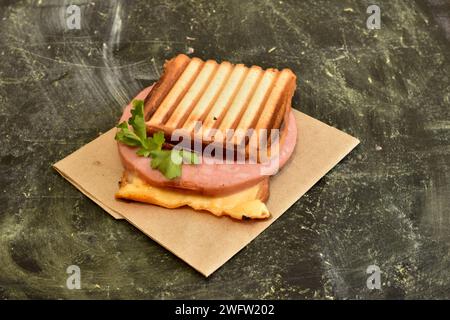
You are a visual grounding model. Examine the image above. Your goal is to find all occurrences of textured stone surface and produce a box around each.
[0,0,449,299]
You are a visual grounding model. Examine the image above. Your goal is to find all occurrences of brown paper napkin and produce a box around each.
[53,110,359,276]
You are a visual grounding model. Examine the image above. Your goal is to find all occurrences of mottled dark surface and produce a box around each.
[0,0,449,299]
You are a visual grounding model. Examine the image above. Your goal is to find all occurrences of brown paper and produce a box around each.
[53,110,359,276]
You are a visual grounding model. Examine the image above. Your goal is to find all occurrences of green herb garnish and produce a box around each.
[115,99,199,179]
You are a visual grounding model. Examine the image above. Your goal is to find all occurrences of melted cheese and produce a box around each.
[115,172,270,220]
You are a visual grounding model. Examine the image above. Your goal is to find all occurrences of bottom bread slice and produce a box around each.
[115,171,270,220]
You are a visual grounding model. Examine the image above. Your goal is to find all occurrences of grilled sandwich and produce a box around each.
[115,54,298,220]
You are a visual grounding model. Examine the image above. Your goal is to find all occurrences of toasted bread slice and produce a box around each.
[214,65,263,136]
[144,54,296,160]
[147,57,204,126]
[231,68,278,146]
[201,63,248,140]
[116,171,270,220]
[255,68,295,132]
[165,60,218,129]
[144,54,191,118]
[182,61,233,132]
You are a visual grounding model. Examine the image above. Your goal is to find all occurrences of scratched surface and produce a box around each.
[0,0,449,299]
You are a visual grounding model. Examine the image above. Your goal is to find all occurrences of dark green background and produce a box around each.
[0,0,449,299]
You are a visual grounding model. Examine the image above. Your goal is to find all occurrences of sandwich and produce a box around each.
[114,54,297,220]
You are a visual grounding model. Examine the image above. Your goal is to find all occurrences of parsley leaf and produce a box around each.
[115,99,199,180]
[180,150,200,165]
[149,149,198,180]
[115,121,142,147]
[130,100,146,134]
[149,131,165,150]
[136,131,165,157]
[149,150,181,180]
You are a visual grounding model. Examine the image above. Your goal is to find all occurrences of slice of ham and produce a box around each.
[117,86,297,196]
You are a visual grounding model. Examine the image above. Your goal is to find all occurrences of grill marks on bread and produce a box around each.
[144,54,296,150]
